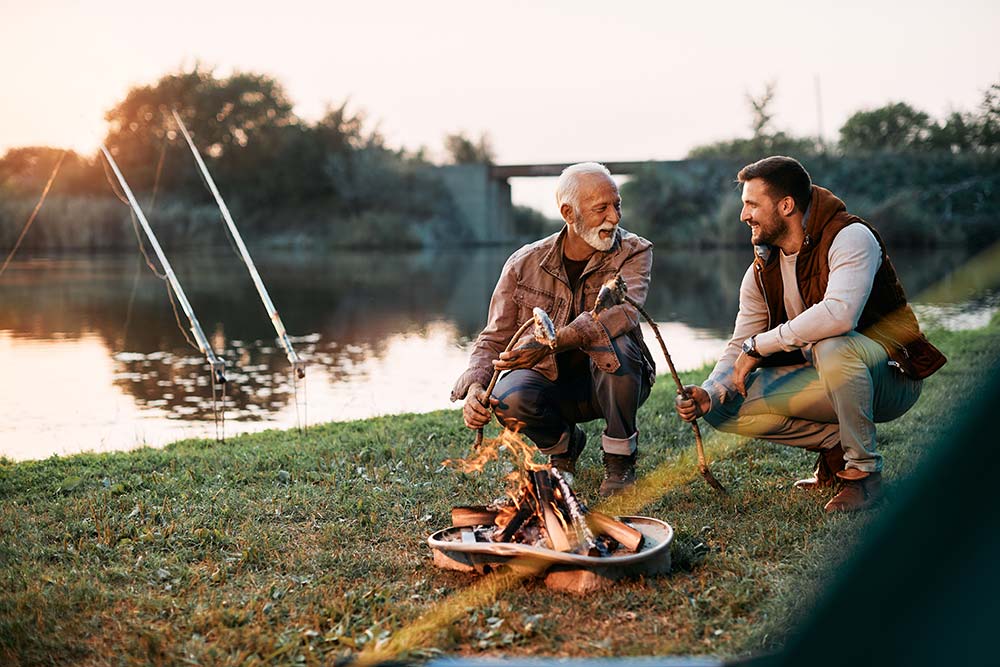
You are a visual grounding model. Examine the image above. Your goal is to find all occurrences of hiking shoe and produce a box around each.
[549,426,586,476]
[599,451,637,497]
[794,442,846,490]
[824,469,882,513]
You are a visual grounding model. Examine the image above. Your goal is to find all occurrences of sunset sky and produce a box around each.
[3,1,997,165]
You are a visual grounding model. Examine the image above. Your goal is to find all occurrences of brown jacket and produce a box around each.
[754,185,946,379]
[451,226,655,401]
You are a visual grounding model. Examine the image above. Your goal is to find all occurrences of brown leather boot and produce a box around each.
[549,427,586,476]
[794,442,846,490]
[824,469,882,513]
[599,451,637,497]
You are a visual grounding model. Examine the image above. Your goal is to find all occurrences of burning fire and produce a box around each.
[444,428,546,500]
[445,428,643,556]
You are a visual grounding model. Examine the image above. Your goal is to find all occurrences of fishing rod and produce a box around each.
[170,109,305,379]
[99,144,227,386]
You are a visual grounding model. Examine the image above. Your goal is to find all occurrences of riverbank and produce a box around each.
[2,315,998,664]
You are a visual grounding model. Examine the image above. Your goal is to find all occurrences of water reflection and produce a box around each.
[0,243,995,460]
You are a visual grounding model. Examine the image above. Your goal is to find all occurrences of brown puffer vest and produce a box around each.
[753,185,946,380]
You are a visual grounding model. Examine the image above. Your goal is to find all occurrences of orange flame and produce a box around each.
[444,428,548,502]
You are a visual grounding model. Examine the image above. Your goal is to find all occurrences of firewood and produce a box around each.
[451,505,499,528]
[586,511,644,552]
[493,500,534,543]
[532,470,572,552]
[550,468,599,555]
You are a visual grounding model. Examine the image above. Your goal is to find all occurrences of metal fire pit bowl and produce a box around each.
[428,516,673,593]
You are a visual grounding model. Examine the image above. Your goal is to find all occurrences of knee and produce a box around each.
[492,377,545,425]
[812,334,860,375]
[704,406,739,433]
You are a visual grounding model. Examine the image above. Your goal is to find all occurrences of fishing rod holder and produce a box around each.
[210,359,227,385]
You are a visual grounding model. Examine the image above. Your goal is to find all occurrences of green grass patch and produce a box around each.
[2,317,998,665]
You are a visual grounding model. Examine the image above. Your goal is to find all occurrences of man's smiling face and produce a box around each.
[570,174,621,251]
[740,178,788,247]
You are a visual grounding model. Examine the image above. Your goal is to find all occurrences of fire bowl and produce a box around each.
[428,515,673,593]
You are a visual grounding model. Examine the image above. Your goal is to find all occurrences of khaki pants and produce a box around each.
[704,332,922,472]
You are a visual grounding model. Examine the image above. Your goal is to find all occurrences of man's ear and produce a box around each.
[780,196,796,217]
[560,203,576,225]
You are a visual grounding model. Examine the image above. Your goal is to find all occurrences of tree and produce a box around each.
[838,102,934,153]
[102,67,296,190]
[927,111,979,153]
[688,82,818,160]
[443,131,494,164]
[976,82,1000,151]
[0,147,97,195]
[748,81,777,140]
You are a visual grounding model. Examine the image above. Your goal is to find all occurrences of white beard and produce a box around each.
[578,223,617,251]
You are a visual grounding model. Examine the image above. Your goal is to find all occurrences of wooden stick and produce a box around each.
[473,317,535,449]
[624,295,728,494]
[585,511,644,553]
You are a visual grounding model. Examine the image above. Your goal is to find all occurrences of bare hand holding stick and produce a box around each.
[595,275,727,494]
[470,308,557,449]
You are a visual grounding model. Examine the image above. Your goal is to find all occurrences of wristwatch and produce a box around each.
[742,335,762,359]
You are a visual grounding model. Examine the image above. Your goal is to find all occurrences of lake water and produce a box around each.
[1,245,996,461]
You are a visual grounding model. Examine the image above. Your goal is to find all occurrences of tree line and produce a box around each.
[2,71,998,251]
[0,68,498,251]
[623,81,1000,248]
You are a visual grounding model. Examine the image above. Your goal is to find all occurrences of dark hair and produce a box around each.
[737,156,812,213]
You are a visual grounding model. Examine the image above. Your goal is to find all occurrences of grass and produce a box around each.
[1,316,998,666]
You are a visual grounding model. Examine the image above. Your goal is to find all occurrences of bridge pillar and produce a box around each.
[437,164,514,244]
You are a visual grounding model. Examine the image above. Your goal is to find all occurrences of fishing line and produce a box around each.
[189,153,242,260]
[101,156,166,279]
[174,118,243,261]
[302,368,308,430]
[164,280,200,352]
[0,149,67,279]
[119,139,171,352]
[291,363,309,433]
[102,153,200,351]
[211,367,227,442]
[169,110,304,393]
[148,139,168,212]
[118,255,142,352]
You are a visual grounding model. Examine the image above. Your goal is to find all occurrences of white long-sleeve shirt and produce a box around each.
[703,223,882,411]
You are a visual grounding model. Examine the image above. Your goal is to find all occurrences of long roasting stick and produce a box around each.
[596,275,727,494]
[171,110,304,379]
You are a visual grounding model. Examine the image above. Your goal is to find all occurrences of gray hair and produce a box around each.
[555,162,612,212]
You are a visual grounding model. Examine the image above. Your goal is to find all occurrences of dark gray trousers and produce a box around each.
[492,334,651,456]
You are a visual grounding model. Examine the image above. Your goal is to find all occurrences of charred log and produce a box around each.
[493,499,535,543]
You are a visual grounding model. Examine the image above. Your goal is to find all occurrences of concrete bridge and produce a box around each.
[436,161,660,244]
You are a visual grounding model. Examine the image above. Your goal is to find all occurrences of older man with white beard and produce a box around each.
[451,163,656,496]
